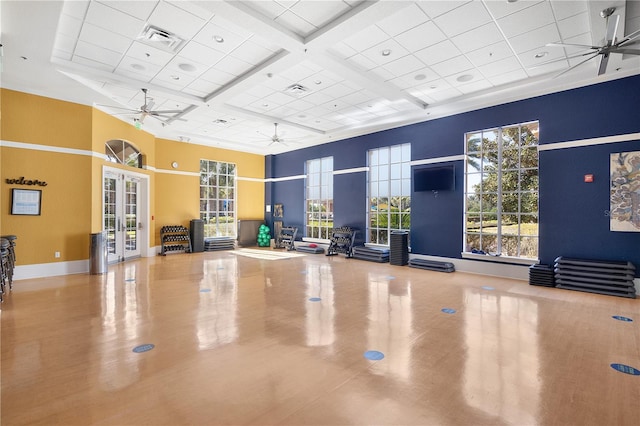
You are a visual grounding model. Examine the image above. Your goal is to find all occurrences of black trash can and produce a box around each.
[89,231,108,274]
[190,219,204,253]
[390,231,409,266]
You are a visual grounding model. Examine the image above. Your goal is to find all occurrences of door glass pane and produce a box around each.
[104,177,117,254]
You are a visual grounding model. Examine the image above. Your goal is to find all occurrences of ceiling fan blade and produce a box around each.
[96,104,140,112]
[529,51,597,68]
[553,52,600,78]
[597,52,610,75]
[546,42,599,50]
[604,15,619,46]
[617,28,640,46]
[611,48,640,55]
[149,109,183,115]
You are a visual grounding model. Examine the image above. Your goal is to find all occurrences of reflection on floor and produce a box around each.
[2,251,639,425]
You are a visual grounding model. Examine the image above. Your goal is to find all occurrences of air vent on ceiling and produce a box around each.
[213,119,228,125]
[285,84,309,96]
[138,25,183,52]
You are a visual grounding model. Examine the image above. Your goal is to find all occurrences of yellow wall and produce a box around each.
[0,89,266,267]
[153,138,265,246]
[1,90,93,264]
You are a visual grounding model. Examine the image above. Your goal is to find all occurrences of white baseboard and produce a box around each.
[14,260,89,280]
[409,254,529,281]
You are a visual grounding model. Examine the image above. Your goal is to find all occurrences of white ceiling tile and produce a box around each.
[519,45,566,68]
[247,99,282,112]
[525,59,567,76]
[451,22,504,53]
[72,54,118,72]
[185,79,222,95]
[53,33,77,55]
[214,56,254,77]
[96,0,157,20]
[300,91,334,106]
[275,10,316,36]
[61,0,90,19]
[321,82,357,99]
[177,41,225,67]
[147,1,206,40]
[428,87,463,102]
[466,41,514,67]
[413,40,461,66]
[550,0,588,21]
[347,54,379,71]
[166,0,214,21]
[444,70,484,87]
[344,25,390,52]
[86,2,144,39]
[456,78,493,94]
[152,68,195,89]
[52,49,73,61]
[125,41,174,66]
[287,98,316,111]
[477,56,523,78]
[79,23,131,54]
[382,54,426,78]
[497,1,555,38]
[417,1,470,19]
[377,3,429,37]
[242,1,286,20]
[192,23,247,55]
[487,68,529,86]
[209,14,255,40]
[231,40,275,65]
[262,74,291,91]
[262,91,298,106]
[200,68,236,86]
[289,0,350,28]
[74,40,122,67]
[433,1,492,37]
[508,23,561,54]
[226,92,260,108]
[430,55,474,77]
[558,12,590,41]
[278,63,317,83]
[299,73,338,91]
[483,0,544,20]
[328,42,359,59]
[361,39,410,66]
[57,13,83,38]
[394,21,447,53]
[116,56,162,78]
[368,66,396,82]
[243,84,275,99]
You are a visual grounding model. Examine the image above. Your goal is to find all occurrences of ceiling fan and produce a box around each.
[544,7,640,77]
[105,88,184,124]
[259,123,287,146]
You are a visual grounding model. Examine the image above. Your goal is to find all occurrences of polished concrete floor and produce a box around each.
[2,249,639,425]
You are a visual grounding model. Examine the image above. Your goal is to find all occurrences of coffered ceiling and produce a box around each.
[2,0,639,154]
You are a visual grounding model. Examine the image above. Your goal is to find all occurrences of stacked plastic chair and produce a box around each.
[0,235,17,302]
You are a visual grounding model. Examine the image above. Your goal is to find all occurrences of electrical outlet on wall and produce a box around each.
[55,251,60,258]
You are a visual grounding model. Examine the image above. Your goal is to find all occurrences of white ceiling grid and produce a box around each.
[1,0,629,154]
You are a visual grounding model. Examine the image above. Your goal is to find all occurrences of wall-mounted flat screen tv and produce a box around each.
[413,165,455,192]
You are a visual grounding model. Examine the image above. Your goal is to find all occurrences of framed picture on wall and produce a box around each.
[11,188,42,216]
[274,203,283,218]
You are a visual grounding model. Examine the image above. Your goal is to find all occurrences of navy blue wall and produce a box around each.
[268,75,640,273]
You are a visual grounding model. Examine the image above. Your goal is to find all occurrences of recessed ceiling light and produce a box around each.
[213,35,224,43]
[314,80,322,85]
[381,49,391,56]
[262,103,269,107]
[20,56,28,60]
[507,0,519,3]
[534,51,548,59]
[178,63,197,72]
[131,63,145,71]
[414,74,426,81]
[170,75,180,80]
[429,85,438,89]
[456,74,473,82]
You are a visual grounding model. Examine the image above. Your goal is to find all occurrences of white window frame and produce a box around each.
[305,157,334,239]
[463,121,539,261]
[200,160,237,238]
[367,143,411,246]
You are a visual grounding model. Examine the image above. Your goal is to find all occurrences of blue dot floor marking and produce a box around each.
[200,288,212,293]
[386,276,395,280]
[610,363,640,375]
[132,344,155,353]
[612,315,633,322]
[482,286,494,290]
[125,278,136,282]
[441,308,457,314]
[300,271,308,275]
[364,350,385,361]
[308,297,321,302]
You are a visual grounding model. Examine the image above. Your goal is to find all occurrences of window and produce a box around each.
[465,121,539,259]
[200,160,236,238]
[306,157,333,239]
[368,144,411,245]
[105,139,142,168]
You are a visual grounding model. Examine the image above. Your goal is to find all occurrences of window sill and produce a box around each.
[461,252,538,266]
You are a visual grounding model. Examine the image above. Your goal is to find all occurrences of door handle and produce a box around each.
[138,222,143,230]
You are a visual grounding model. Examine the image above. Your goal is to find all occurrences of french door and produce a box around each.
[103,169,145,263]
